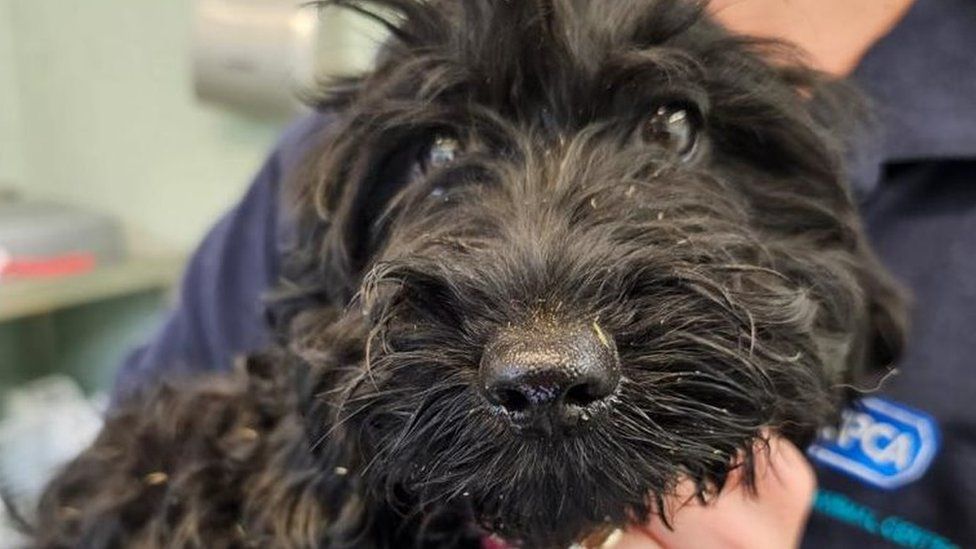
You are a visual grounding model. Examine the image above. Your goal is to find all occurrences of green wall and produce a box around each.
[2,0,285,255]
[0,0,287,395]
[0,292,166,393]
[0,1,382,396]
[0,0,24,188]
[1,0,383,254]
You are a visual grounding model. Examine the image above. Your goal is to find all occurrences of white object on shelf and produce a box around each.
[192,0,385,119]
[0,201,126,276]
[0,377,105,545]
[194,0,318,118]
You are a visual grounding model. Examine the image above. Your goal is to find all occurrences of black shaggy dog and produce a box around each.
[31,1,906,547]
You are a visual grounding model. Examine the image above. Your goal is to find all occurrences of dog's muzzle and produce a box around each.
[479,320,621,435]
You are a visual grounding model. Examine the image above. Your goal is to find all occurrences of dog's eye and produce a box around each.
[642,104,699,157]
[426,135,461,169]
[417,135,463,199]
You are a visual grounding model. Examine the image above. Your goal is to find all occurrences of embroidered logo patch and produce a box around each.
[808,397,940,490]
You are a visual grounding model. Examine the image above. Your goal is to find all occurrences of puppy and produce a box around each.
[32,1,906,547]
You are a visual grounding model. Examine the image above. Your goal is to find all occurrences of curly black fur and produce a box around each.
[30,1,907,547]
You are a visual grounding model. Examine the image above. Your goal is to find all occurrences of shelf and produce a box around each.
[0,256,185,322]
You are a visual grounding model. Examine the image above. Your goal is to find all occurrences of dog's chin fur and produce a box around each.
[31,1,907,547]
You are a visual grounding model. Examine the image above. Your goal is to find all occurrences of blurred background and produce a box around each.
[0,0,383,393]
[0,1,381,538]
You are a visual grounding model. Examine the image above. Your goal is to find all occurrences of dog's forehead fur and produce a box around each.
[366,0,714,120]
[318,0,840,164]
[333,0,781,119]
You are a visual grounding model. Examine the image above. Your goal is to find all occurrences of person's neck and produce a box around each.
[709,0,915,77]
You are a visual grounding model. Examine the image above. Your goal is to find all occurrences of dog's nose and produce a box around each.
[479,321,620,433]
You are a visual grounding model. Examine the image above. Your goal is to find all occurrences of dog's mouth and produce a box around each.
[355,391,768,549]
[455,490,635,549]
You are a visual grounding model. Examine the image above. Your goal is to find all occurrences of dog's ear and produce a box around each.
[279,2,454,303]
[846,242,909,388]
[760,58,908,383]
[283,110,422,309]
[801,75,909,385]
[805,83,908,386]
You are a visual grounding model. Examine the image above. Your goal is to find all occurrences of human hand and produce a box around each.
[610,435,816,549]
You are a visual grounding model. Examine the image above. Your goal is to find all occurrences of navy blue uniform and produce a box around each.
[115,2,975,546]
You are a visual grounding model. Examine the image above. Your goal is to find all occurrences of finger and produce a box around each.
[605,528,663,549]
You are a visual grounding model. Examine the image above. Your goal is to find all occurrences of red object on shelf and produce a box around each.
[0,252,97,280]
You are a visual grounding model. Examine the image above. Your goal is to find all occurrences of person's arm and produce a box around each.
[112,114,331,403]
